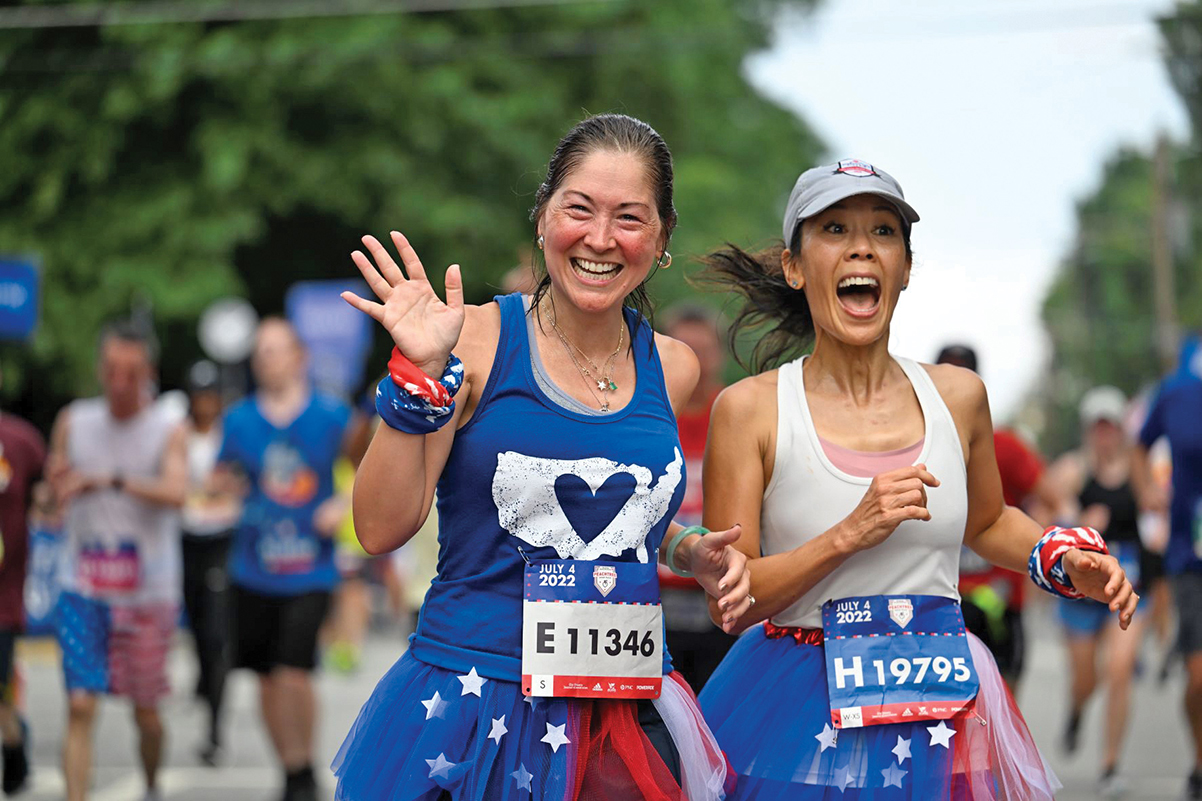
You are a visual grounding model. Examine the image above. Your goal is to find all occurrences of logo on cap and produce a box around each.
[836,159,877,178]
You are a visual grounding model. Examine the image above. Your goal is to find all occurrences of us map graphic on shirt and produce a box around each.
[492,448,683,562]
[257,439,319,574]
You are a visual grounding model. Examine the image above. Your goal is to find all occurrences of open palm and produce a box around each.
[341,231,465,375]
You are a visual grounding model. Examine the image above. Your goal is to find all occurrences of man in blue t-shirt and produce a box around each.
[216,318,350,801]
[1136,333,1202,799]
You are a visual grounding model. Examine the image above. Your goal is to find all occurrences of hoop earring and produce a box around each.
[658,251,672,269]
[537,235,545,250]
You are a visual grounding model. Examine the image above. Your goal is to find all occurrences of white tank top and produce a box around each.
[60,398,181,605]
[762,356,967,628]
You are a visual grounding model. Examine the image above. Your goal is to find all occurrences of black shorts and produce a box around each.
[960,602,1025,681]
[1174,572,1202,656]
[0,628,15,695]
[231,586,332,674]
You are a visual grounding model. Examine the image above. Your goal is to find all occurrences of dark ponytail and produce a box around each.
[700,226,813,373]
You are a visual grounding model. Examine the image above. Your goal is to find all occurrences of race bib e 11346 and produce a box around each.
[822,594,979,729]
[521,560,663,700]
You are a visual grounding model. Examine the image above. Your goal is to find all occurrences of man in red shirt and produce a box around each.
[937,345,1057,691]
[659,305,734,691]
[0,399,47,795]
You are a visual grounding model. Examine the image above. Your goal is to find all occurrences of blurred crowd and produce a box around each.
[0,297,1197,801]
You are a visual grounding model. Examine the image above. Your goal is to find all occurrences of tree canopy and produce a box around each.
[0,0,822,429]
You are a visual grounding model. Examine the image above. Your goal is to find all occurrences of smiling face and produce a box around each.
[537,149,665,315]
[782,193,911,348]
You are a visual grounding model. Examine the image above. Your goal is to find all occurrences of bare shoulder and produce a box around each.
[921,362,988,418]
[457,301,502,368]
[714,370,779,422]
[653,332,701,403]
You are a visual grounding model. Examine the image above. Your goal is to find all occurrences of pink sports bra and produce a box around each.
[818,436,925,479]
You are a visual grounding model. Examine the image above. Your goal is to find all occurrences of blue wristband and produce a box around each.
[665,526,708,578]
[375,354,464,435]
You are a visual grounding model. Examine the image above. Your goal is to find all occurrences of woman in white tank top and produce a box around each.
[693,161,1138,800]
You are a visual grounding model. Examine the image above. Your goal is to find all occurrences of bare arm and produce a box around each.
[946,367,1139,627]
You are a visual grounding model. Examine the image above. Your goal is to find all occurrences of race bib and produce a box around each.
[257,519,318,575]
[78,541,140,594]
[822,594,978,729]
[522,560,663,699]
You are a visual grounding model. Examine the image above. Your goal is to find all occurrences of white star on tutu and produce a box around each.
[882,762,907,789]
[892,734,912,764]
[815,723,838,752]
[832,765,855,793]
[458,667,487,697]
[421,691,448,721]
[511,763,533,791]
[541,722,571,753]
[928,720,956,748]
[488,716,508,744]
[426,753,456,779]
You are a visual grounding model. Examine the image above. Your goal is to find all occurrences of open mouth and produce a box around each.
[836,275,882,316]
[571,257,623,282]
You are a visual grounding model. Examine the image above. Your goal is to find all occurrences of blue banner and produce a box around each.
[285,280,372,397]
[0,258,40,341]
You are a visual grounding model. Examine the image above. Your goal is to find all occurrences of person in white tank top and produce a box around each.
[48,322,187,801]
[691,161,1138,801]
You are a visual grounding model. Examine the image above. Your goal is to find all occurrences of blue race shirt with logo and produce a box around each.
[219,394,350,595]
[1140,336,1202,575]
[410,293,685,682]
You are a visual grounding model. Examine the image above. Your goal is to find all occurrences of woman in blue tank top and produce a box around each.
[331,114,750,801]
[693,161,1139,800]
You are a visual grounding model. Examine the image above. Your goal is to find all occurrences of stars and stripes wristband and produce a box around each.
[375,349,464,435]
[1027,525,1109,599]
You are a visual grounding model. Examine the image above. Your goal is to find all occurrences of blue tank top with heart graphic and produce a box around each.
[410,293,685,682]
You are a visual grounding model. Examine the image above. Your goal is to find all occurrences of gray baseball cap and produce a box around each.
[782,159,920,243]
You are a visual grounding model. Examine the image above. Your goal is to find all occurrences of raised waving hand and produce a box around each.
[341,231,465,376]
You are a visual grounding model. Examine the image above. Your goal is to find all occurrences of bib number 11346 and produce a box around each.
[522,560,663,700]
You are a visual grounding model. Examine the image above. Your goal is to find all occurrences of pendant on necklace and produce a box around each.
[598,379,617,392]
[600,402,610,412]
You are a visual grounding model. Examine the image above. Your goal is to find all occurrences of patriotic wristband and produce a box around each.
[375,352,464,435]
[389,347,460,407]
[1027,525,1109,600]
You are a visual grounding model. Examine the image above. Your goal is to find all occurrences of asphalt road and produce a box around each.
[14,598,1189,800]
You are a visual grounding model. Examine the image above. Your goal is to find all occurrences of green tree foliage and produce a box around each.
[1038,2,1202,454]
[0,0,822,428]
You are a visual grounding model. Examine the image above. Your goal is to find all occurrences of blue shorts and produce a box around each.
[52,592,111,695]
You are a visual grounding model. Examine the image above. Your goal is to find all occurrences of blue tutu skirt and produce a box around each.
[698,626,1059,800]
[332,651,731,800]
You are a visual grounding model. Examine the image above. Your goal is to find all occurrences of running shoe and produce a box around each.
[1099,767,1127,798]
[1186,769,1202,800]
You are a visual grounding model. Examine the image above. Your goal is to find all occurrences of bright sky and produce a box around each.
[747,0,1189,422]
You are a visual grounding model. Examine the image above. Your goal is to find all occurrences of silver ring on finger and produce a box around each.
[747,594,757,607]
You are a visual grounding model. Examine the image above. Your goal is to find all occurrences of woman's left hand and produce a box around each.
[1062,548,1140,630]
[688,525,751,633]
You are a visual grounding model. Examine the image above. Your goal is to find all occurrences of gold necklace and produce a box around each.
[545,306,625,411]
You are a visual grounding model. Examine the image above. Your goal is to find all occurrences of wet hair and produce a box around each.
[99,319,159,365]
[527,114,677,333]
[702,211,912,373]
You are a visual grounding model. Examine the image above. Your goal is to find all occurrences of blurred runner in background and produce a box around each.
[0,375,46,796]
[214,318,350,801]
[657,303,734,691]
[936,344,1059,692]
[1134,332,1202,799]
[179,360,239,766]
[1051,386,1146,797]
[48,321,186,801]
